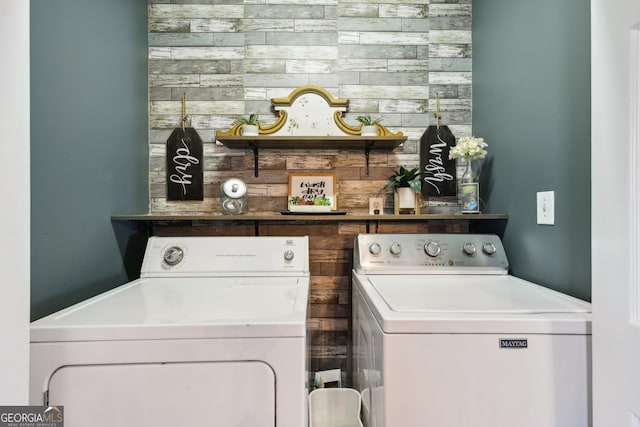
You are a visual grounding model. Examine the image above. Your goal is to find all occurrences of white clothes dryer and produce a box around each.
[352,233,592,427]
[30,236,310,427]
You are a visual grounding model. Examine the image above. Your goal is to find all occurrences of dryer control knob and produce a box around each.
[463,242,477,255]
[390,243,403,255]
[424,241,441,257]
[284,250,295,261]
[369,243,382,255]
[163,246,184,266]
[483,242,497,255]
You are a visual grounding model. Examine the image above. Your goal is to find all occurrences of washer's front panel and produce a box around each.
[353,285,383,427]
[383,332,592,427]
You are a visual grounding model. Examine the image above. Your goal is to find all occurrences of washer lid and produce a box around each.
[369,275,591,314]
[30,276,309,342]
[355,273,591,334]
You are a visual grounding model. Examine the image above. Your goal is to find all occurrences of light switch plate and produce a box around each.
[536,191,555,225]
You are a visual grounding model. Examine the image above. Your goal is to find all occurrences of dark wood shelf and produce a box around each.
[216,135,407,176]
[113,213,507,222]
[113,212,508,237]
[216,135,406,150]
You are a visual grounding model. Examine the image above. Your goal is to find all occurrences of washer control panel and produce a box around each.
[355,233,509,274]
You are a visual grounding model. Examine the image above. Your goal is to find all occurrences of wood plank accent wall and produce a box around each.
[147,0,474,384]
[148,0,473,215]
[150,218,470,385]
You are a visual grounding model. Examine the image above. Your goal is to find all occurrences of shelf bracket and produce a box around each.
[364,142,374,176]
[250,144,259,177]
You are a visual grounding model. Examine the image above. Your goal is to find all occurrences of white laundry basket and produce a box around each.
[309,388,364,427]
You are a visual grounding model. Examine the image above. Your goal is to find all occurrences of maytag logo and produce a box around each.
[499,338,528,349]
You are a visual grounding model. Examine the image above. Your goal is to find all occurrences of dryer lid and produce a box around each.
[30,276,309,342]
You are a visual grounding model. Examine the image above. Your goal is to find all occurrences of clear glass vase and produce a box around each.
[461,160,473,183]
[458,158,482,213]
[460,158,481,183]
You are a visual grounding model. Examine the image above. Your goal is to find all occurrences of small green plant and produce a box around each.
[289,196,331,206]
[356,114,382,126]
[238,113,259,125]
[384,166,422,193]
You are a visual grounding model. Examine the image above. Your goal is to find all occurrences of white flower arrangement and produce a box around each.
[448,136,488,161]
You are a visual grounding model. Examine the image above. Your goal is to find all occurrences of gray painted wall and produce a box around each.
[28,0,591,321]
[30,0,149,320]
[472,0,591,301]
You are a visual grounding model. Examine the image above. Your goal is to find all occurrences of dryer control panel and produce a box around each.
[354,233,509,275]
[141,236,310,277]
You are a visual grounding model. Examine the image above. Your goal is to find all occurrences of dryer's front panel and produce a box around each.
[47,361,275,427]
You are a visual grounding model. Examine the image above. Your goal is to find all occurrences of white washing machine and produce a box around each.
[352,233,592,427]
[30,236,310,427]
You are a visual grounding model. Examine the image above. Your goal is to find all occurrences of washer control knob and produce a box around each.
[163,246,184,266]
[284,250,295,261]
[463,242,476,255]
[369,243,382,255]
[483,242,497,255]
[390,243,403,255]
[424,241,441,257]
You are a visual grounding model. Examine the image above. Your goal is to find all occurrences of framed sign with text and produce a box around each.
[288,173,336,212]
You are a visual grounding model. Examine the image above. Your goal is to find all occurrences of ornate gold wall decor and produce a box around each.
[215,85,404,138]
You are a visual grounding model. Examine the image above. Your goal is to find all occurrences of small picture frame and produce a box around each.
[460,183,480,213]
[288,173,337,212]
[369,197,384,215]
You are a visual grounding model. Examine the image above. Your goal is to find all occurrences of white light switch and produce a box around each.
[536,191,555,225]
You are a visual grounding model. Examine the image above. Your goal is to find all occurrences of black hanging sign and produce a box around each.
[166,127,203,201]
[166,94,204,201]
[420,93,457,198]
[420,125,457,197]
